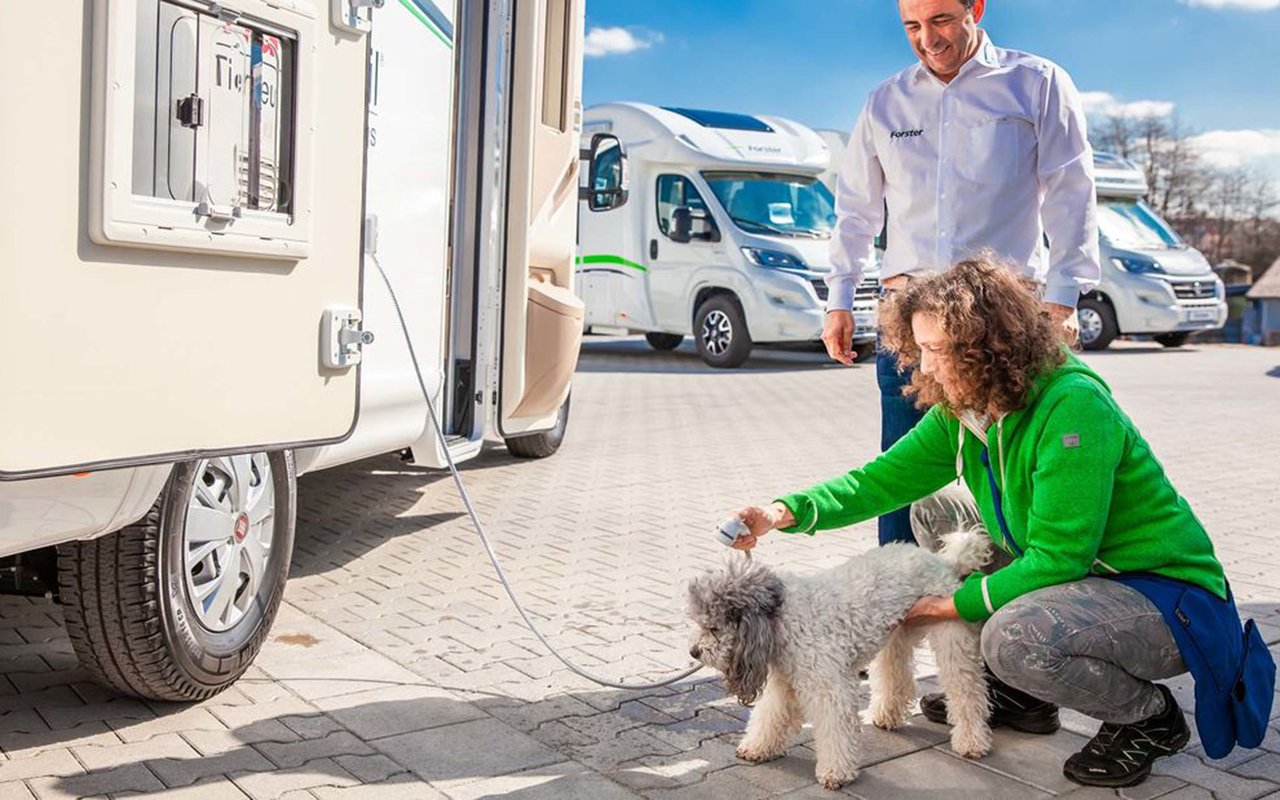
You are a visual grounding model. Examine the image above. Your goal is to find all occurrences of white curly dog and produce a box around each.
[686,532,993,790]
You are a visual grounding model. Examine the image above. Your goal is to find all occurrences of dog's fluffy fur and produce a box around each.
[686,533,993,790]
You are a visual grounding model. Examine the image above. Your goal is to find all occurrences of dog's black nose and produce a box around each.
[689,645,701,659]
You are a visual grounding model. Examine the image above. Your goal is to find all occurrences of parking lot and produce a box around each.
[2,338,1278,799]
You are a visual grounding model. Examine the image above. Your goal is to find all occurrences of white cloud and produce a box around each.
[1080,91,1176,119]
[1188,129,1280,170]
[1179,0,1280,10]
[583,26,663,58]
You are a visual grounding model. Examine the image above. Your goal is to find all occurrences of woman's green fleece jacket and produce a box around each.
[776,354,1227,622]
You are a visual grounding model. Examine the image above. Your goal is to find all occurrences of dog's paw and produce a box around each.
[869,703,909,730]
[816,768,858,790]
[949,726,992,760]
[736,744,784,763]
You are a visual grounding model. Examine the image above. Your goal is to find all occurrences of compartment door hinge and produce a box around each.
[322,309,375,369]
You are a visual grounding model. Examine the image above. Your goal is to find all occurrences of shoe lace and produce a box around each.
[1084,722,1124,756]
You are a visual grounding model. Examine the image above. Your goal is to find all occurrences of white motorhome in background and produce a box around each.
[818,131,1225,351]
[1084,153,1226,350]
[0,0,625,701]
[577,104,880,368]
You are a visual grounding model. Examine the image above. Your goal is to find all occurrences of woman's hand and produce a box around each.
[902,595,960,627]
[729,502,795,551]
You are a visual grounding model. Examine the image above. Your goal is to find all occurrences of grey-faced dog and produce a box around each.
[686,533,993,790]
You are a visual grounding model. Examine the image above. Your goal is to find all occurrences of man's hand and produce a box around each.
[728,502,795,551]
[902,595,960,627]
[1044,302,1079,346]
[822,310,856,365]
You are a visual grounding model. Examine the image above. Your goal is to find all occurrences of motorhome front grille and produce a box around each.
[1171,281,1216,300]
[810,276,879,303]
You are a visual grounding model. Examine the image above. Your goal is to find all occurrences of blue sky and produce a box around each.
[582,0,1280,175]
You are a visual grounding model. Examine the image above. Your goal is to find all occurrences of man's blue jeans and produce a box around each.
[876,346,925,545]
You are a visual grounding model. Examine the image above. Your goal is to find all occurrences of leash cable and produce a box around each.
[371,255,703,690]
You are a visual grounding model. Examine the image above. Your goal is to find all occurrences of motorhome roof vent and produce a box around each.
[662,107,774,133]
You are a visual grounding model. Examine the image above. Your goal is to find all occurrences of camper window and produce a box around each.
[540,0,572,131]
[656,175,709,239]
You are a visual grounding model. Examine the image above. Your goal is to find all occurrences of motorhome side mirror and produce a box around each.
[580,133,630,212]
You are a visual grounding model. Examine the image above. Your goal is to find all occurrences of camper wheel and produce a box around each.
[694,294,753,368]
[644,332,684,351]
[58,452,295,701]
[1077,296,1118,351]
[505,395,572,459]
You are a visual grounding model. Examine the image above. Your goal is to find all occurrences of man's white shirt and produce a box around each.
[827,33,1101,310]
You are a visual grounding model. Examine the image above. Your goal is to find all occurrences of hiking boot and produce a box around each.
[920,666,1060,735]
[1062,683,1189,788]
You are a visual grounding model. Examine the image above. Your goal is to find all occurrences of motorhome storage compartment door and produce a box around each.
[95,0,306,258]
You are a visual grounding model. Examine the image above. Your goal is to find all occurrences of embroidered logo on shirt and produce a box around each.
[1062,433,1081,448]
[890,129,925,140]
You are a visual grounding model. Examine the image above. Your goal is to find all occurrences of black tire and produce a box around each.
[694,294,753,368]
[1154,332,1190,348]
[644,332,684,351]
[1077,297,1118,351]
[58,452,295,701]
[853,343,877,363]
[505,394,571,459]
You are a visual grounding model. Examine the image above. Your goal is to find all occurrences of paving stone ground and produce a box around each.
[2,338,1278,799]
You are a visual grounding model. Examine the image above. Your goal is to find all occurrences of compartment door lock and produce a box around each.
[322,309,374,369]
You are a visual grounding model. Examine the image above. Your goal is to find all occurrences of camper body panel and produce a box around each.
[0,0,366,480]
[294,0,458,475]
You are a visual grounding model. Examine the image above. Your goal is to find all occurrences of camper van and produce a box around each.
[818,131,1225,351]
[0,0,625,701]
[1084,153,1226,350]
[576,103,880,368]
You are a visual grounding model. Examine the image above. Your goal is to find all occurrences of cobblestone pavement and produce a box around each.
[2,339,1279,799]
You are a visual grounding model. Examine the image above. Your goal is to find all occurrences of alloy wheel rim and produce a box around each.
[701,310,733,356]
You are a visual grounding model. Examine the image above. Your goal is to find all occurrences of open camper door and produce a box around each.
[496,0,590,440]
[0,1,368,479]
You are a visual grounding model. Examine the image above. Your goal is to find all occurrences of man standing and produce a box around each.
[822,0,1101,739]
[823,0,1101,545]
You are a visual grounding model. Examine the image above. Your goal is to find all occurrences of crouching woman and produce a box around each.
[730,257,1274,788]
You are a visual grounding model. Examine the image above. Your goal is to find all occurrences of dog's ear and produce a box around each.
[724,568,785,705]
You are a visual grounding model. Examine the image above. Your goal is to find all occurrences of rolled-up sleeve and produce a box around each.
[1036,65,1101,308]
[827,103,885,311]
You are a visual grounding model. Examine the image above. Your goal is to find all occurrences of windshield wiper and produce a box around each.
[729,215,789,235]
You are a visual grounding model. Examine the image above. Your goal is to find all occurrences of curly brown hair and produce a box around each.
[879,255,1067,416]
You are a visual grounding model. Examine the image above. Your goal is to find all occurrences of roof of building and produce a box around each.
[1246,256,1280,299]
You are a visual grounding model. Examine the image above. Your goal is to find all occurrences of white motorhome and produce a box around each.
[1082,153,1226,350]
[0,0,626,700]
[577,104,880,368]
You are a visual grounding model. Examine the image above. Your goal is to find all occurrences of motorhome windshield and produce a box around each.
[1097,199,1182,250]
[702,171,835,238]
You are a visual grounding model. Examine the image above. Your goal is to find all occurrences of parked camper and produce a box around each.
[1084,153,1226,350]
[0,0,624,701]
[577,104,879,368]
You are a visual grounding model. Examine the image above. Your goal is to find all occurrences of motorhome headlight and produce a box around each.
[1112,256,1165,275]
[742,247,805,269]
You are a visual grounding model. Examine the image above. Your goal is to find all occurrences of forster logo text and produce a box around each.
[891,129,924,139]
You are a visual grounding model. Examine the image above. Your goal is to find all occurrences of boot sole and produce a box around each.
[921,704,1061,735]
[1061,726,1191,788]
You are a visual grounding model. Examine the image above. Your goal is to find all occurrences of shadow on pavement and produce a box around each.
[577,337,866,374]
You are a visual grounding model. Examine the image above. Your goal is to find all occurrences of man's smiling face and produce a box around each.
[898,0,984,82]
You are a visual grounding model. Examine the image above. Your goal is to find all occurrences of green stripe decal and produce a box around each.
[398,0,453,49]
[575,254,647,272]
